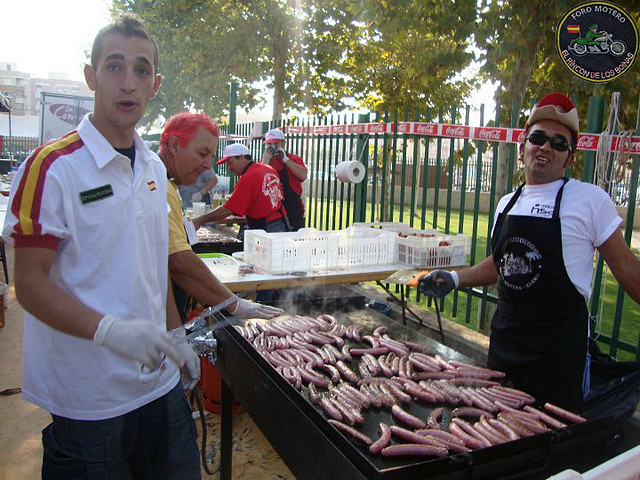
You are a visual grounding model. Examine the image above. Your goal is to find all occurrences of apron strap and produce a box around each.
[552,178,569,219]
[502,183,525,215]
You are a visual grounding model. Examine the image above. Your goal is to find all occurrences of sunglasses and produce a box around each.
[526,131,571,152]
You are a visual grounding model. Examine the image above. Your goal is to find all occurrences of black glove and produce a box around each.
[417,270,456,298]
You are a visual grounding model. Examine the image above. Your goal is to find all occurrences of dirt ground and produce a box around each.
[0,245,292,480]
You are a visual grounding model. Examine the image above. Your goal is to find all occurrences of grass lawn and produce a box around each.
[306,197,640,361]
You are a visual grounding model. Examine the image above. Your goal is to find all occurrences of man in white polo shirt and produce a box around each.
[3,14,201,479]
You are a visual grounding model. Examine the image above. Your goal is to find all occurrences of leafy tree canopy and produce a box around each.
[113,0,478,124]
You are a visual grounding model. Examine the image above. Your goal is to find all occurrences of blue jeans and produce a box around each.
[42,382,200,480]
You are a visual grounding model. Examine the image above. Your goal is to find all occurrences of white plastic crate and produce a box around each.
[243,227,397,273]
[336,227,397,268]
[243,228,340,274]
[397,232,470,268]
[353,222,470,268]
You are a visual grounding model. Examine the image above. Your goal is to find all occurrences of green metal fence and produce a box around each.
[224,95,640,361]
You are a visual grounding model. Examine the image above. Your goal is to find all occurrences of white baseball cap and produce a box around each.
[264,128,285,143]
[217,143,251,165]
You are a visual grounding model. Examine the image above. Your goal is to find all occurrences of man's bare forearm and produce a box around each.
[193,205,232,229]
[15,248,103,339]
[457,255,499,288]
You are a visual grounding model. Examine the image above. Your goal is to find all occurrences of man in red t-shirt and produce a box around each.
[193,143,290,238]
[261,128,307,230]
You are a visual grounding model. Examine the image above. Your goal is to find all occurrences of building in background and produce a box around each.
[0,62,93,136]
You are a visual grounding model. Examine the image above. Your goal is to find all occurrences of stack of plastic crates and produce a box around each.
[353,222,470,268]
[243,227,397,274]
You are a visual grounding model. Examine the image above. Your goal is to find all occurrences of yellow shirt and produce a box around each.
[168,180,192,255]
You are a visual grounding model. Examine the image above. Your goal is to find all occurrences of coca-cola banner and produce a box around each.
[40,92,94,144]
[441,124,471,138]
[284,122,638,152]
[473,127,508,142]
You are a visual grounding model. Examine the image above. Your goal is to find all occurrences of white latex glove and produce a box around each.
[261,149,273,165]
[191,191,203,203]
[169,326,201,391]
[93,315,184,370]
[231,298,283,319]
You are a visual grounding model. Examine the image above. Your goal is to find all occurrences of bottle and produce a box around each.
[221,188,226,200]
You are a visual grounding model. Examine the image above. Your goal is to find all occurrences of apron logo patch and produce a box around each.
[79,184,113,204]
[530,203,554,216]
[499,236,543,290]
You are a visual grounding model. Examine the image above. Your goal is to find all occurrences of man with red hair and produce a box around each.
[419,93,640,412]
[159,113,283,321]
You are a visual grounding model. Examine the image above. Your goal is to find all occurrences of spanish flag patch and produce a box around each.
[147,180,157,191]
[567,25,580,34]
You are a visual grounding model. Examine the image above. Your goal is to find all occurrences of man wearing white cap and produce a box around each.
[194,143,290,237]
[261,128,307,230]
[419,92,640,412]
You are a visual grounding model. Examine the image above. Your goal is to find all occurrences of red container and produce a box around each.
[200,357,244,413]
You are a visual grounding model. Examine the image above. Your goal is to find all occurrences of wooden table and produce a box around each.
[201,257,403,292]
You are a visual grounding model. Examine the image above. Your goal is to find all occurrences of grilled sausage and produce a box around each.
[381,443,448,457]
[369,423,392,454]
[391,404,427,429]
[543,403,586,424]
[523,405,567,429]
[327,419,372,446]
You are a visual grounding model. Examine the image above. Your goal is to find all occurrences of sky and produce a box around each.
[2,0,112,81]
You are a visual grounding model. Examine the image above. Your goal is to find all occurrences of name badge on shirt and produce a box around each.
[79,185,113,204]
[183,214,199,246]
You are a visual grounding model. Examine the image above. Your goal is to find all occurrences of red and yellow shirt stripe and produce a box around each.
[12,131,84,248]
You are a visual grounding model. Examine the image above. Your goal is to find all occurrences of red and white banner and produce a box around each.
[284,122,640,153]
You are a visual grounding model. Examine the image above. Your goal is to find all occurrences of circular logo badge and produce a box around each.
[498,237,543,291]
[556,1,638,83]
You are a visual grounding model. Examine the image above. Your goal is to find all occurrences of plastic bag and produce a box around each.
[583,338,640,429]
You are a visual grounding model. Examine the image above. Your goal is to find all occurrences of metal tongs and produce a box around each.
[185,289,256,365]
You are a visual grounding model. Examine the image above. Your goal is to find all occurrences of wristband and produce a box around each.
[450,270,460,288]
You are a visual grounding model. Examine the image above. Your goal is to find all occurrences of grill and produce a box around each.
[214,310,614,479]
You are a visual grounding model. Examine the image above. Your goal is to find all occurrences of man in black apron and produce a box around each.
[419,93,640,412]
[261,128,307,231]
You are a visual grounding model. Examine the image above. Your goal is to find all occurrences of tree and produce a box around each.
[113,0,479,125]
[113,0,266,125]
[342,0,478,113]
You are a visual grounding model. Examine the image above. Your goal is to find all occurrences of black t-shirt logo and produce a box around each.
[556,1,638,83]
